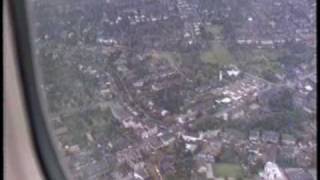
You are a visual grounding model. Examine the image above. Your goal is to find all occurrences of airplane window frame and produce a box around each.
[8,0,69,180]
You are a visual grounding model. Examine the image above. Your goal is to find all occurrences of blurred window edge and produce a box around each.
[5,0,69,180]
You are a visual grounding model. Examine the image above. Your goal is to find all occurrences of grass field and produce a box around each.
[200,42,234,65]
[213,163,245,179]
[206,25,223,37]
[235,48,283,76]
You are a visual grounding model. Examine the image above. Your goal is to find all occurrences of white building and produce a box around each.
[259,162,288,180]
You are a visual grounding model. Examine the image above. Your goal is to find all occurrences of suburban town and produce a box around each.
[29,0,316,179]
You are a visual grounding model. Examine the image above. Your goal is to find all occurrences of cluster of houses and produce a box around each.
[292,65,316,114]
[235,0,315,48]
[259,162,314,180]
[35,0,317,178]
[49,44,316,180]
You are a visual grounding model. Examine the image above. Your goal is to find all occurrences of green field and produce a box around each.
[234,48,284,77]
[206,25,223,35]
[206,25,223,37]
[213,163,245,179]
[200,42,234,65]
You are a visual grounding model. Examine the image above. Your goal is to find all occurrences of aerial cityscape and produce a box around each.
[29,0,316,179]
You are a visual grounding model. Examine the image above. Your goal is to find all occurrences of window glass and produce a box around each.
[26,0,316,179]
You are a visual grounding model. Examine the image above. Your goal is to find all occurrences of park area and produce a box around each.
[200,42,234,65]
[213,163,245,179]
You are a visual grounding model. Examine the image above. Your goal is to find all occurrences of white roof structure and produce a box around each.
[305,85,313,91]
[133,172,144,180]
[161,110,169,116]
[226,69,240,77]
[221,97,231,103]
[186,143,197,152]
[260,162,288,180]
[177,117,185,124]
[133,81,144,87]
[184,32,191,37]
